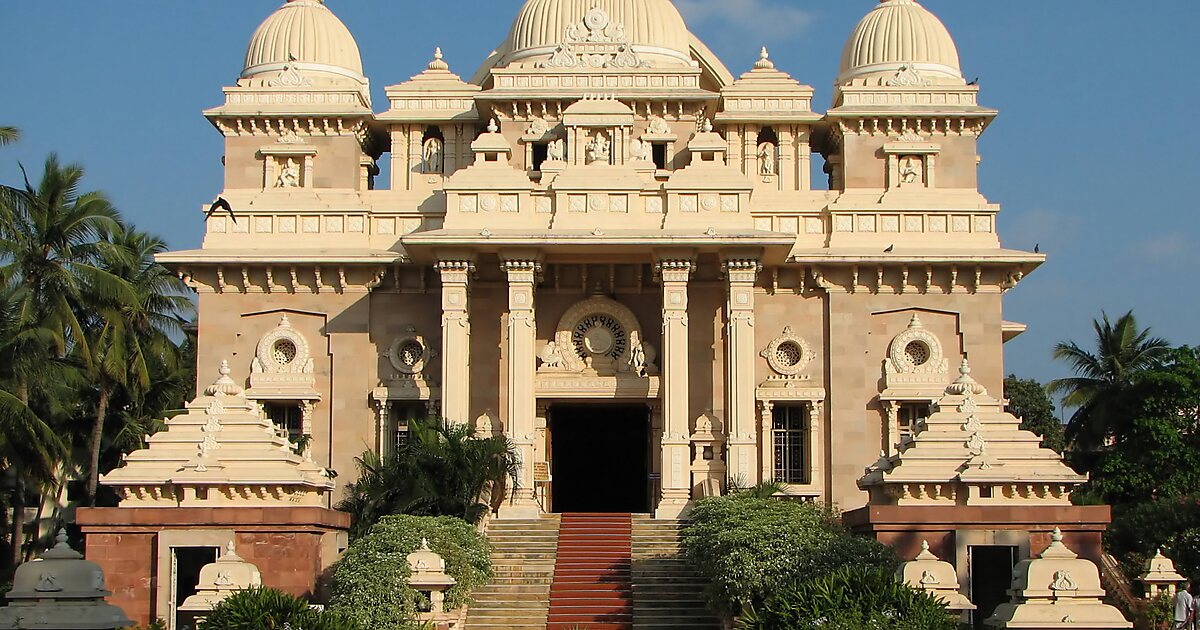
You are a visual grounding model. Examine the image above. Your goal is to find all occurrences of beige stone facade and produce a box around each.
[161,0,1043,520]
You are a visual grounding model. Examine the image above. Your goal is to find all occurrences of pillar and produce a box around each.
[656,257,694,518]
[810,399,824,493]
[725,258,762,487]
[499,257,541,518]
[759,400,774,481]
[437,258,473,425]
[883,400,901,457]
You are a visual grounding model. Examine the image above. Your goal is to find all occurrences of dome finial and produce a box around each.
[428,47,449,72]
[754,47,775,70]
[488,119,499,133]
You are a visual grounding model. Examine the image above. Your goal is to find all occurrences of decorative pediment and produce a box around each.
[538,6,652,70]
[883,314,950,393]
[248,314,319,399]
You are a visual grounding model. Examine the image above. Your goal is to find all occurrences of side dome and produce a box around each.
[241,0,366,87]
[502,0,696,68]
[838,0,963,85]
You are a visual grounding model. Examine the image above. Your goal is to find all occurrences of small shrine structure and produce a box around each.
[77,362,349,627]
[0,530,133,629]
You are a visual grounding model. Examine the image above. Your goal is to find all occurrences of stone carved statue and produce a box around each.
[538,340,568,370]
[899,156,923,185]
[422,137,444,174]
[627,331,658,377]
[585,132,611,164]
[526,117,549,137]
[758,142,777,176]
[629,138,651,162]
[276,158,301,188]
[547,138,565,162]
[648,116,671,136]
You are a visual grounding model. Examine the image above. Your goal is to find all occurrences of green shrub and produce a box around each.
[1107,497,1200,582]
[736,566,961,630]
[328,514,491,630]
[198,587,358,630]
[681,495,897,617]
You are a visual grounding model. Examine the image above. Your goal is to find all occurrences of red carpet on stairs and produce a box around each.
[546,513,634,630]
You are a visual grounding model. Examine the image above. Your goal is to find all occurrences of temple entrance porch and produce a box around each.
[547,403,652,514]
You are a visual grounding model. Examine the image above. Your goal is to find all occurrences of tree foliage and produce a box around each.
[0,154,193,570]
[336,417,519,538]
[1004,374,1066,453]
[1049,310,1170,452]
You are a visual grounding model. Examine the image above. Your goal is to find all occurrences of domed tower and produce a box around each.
[203,0,379,211]
[823,0,1000,250]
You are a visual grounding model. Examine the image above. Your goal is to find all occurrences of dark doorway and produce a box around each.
[970,545,1018,628]
[550,405,650,513]
[175,546,219,630]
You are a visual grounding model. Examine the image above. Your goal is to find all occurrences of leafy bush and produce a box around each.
[198,587,358,630]
[736,566,961,630]
[328,514,491,630]
[682,494,897,618]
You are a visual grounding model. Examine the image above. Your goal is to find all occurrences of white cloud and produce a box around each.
[675,0,813,42]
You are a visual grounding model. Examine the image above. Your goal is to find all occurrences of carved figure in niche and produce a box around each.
[538,340,568,370]
[627,330,658,376]
[546,138,566,162]
[899,156,923,185]
[758,142,777,176]
[422,137,444,174]
[629,138,651,162]
[648,116,671,136]
[585,132,611,164]
[526,117,549,137]
[276,158,301,188]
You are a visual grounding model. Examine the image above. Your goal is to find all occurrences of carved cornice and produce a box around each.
[177,264,387,295]
[796,263,1031,295]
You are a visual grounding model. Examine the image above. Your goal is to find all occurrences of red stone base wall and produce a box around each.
[77,506,350,626]
[842,504,1112,565]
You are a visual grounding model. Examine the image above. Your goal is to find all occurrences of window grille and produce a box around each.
[772,405,809,484]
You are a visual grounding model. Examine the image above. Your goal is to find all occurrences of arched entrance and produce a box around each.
[547,403,651,514]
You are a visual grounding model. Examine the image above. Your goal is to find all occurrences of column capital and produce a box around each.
[723,257,763,282]
[654,258,695,283]
[500,258,543,280]
[436,259,476,275]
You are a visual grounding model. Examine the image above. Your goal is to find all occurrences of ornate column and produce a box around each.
[499,257,541,518]
[883,400,901,457]
[656,257,694,518]
[809,400,824,492]
[437,258,474,425]
[725,257,762,487]
[372,397,389,455]
[759,400,775,481]
[299,400,317,458]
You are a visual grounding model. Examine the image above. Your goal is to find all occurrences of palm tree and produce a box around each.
[337,417,519,538]
[0,155,128,564]
[1048,310,1171,451]
[79,227,192,505]
[0,127,18,146]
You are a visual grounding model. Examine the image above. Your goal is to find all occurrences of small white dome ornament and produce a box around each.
[0,530,134,629]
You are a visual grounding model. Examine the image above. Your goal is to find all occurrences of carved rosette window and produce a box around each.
[885,314,949,378]
[544,297,651,375]
[253,315,313,375]
[388,331,432,376]
[761,327,814,377]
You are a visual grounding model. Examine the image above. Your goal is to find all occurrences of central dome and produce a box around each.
[241,0,366,87]
[502,0,696,68]
[838,0,963,85]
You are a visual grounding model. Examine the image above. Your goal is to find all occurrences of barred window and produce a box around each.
[772,405,809,484]
[388,402,427,454]
[265,402,303,440]
[899,402,931,439]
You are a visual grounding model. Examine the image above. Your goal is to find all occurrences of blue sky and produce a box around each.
[2,1,1197,392]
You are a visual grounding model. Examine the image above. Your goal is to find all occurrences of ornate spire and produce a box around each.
[487,119,499,133]
[205,360,245,397]
[754,47,775,70]
[945,358,987,396]
[428,47,448,71]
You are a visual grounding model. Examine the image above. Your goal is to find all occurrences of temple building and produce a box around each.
[82,0,1115,626]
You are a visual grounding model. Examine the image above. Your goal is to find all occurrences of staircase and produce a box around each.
[465,516,560,629]
[547,513,634,630]
[631,516,721,629]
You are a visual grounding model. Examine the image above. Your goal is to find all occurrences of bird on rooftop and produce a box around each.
[206,197,237,224]
[884,244,895,253]
[1034,243,1040,253]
